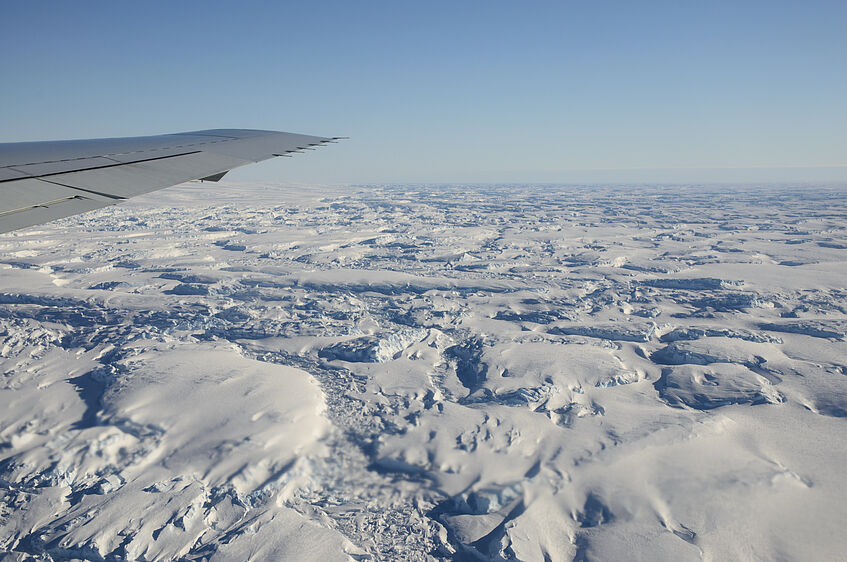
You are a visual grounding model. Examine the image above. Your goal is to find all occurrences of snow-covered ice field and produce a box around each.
[1,182,846,561]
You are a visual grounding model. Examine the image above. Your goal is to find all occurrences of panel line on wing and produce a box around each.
[0,150,204,184]
[37,178,127,200]
[0,195,86,218]
[0,145,208,167]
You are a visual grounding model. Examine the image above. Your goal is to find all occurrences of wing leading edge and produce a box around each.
[0,129,342,234]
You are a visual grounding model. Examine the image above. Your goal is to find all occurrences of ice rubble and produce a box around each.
[1,182,846,561]
[319,328,429,363]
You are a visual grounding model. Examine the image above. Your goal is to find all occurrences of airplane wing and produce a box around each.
[0,129,342,234]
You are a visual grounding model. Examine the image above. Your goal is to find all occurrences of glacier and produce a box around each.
[0,182,845,561]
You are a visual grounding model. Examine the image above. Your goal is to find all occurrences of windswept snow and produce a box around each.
[1,182,846,560]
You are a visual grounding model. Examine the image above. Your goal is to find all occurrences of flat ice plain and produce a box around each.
[1,182,846,561]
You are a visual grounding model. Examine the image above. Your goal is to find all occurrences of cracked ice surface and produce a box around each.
[1,182,846,561]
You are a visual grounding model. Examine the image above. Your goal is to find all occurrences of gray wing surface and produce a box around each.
[0,129,340,234]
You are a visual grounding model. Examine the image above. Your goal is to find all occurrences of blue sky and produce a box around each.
[2,0,845,183]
